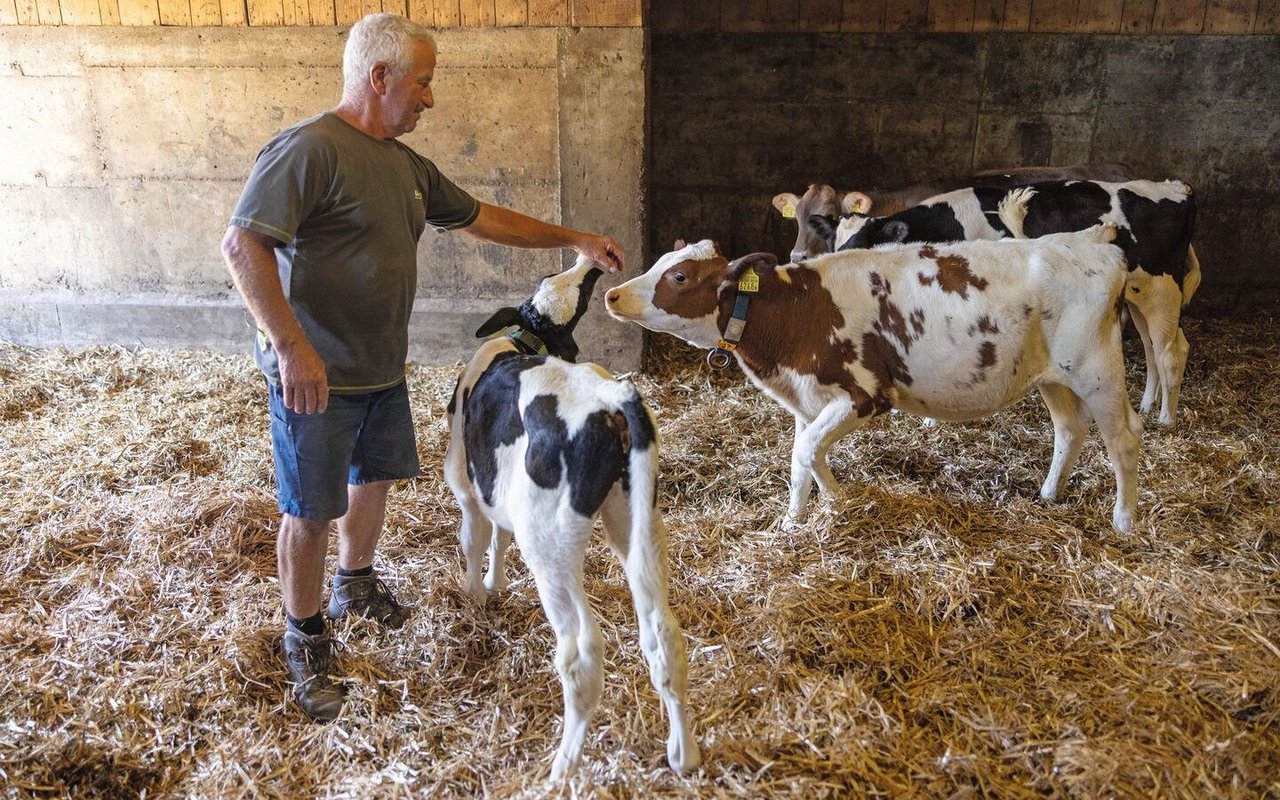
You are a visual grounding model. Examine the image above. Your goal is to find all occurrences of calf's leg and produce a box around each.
[787,398,864,523]
[484,526,512,594]
[600,493,701,774]
[517,521,602,780]
[1037,383,1093,502]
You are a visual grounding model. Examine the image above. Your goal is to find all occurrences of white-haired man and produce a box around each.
[221,12,624,722]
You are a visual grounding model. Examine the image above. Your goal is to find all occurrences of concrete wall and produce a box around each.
[650,33,1280,314]
[0,24,646,369]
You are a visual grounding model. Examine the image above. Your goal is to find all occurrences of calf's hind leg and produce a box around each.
[1036,382,1093,503]
[516,520,602,780]
[600,492,701,773]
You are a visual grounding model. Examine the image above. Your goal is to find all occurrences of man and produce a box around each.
[221,12,623,723]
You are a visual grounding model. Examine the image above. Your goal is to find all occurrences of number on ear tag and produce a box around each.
[738,267,760,293]
[781,202,796,219]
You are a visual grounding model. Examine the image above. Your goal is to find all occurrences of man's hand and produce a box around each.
[575,234,624,274]
[277,337,329,414]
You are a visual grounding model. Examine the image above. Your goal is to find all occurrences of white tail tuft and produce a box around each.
[997,186,1036,239]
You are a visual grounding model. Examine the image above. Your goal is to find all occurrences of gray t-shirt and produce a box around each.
[230,112,480,393]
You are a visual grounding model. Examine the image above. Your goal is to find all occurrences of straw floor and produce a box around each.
[1,313,1277,799]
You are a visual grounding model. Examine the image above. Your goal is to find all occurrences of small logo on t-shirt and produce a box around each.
[414,190,423,201]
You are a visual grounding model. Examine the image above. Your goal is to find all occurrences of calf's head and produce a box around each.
[607,241,779,351]
[832,213,909,250]
[773,184,872,262]
[475,255,603,362]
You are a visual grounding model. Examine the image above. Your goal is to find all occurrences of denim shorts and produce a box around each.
[267,380,421,521]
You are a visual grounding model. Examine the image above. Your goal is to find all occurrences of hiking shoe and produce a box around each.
[327,571,408,630]
[282,627,346,723]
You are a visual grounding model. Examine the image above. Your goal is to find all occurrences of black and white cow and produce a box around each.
[813,179,1200,426]
[445,256,700,780]
[772,163,1132,263]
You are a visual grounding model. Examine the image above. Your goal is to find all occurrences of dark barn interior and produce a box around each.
[648,5,1280,314]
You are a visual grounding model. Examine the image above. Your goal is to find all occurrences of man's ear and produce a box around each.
[370,62,391,95]
[475,307,522,338]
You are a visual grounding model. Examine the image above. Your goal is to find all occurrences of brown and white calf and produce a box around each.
[771,163,1132,264]
[606,234,1142,533]
[446,256,700,779]
[820,179,1199,426]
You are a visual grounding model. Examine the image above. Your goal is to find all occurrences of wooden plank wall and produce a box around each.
[0,0,641,24]
[652,0,1280,34]
[1,0,1275,29]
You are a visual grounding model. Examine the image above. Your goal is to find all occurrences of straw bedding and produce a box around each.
[0,314,1276,799]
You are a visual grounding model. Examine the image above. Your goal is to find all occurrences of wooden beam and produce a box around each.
[383,0,408,15]
[34,0,62,23]
[308,0,333,23]
[1077,0,1124,32]
[280,0,309,24]
[795,0,840,31]
[572,0,640,25]
[159,0,192,24]
[1029,0,1076,31]
[972,0,1003,31]
[1121,0,1157,31]
[841,0,884,30]
[684,0,719,30]
[765,0,798,31]
[247,0,284,24]
[61,0,104,23]
[14,0,39,21]
[1204,0,1256,31]
[495,0,526,24]
[1258,0,1280,32]
[335,0,362,22]
[528,0,567,24]
[928,0,973,31]
[459,0,495,25]
[884,0,927,31]
[220,0,247,24]
[1153,0,1208,31]
[1001,0,1031,30]
[101,0,122,23]
[0,0,19,24]
[724,0,769,31]
[190,0,222,24]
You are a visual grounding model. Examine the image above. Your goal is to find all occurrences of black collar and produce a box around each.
[706,267,760,370]
[507,328,548,356]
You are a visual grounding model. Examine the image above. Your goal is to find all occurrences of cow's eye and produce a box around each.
[671,271,687,284]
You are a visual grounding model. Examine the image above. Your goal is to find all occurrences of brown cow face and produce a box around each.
[605,239,730,350]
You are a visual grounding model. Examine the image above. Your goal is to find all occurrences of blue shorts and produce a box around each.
[267,380,421,521]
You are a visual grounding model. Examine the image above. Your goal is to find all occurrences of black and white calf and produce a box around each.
[444,256,700,780]
[812,179,1200,426]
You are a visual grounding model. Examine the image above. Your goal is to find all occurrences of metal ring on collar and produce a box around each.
[707,348,733,370]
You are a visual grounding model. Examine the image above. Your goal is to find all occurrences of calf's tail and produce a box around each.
[997,186,1037,239]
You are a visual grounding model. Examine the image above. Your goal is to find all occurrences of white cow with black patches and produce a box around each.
[444,256,700,781]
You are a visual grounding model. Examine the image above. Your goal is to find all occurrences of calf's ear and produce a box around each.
[883,220,910,243]
[475,307,523,338]
[673,238,687,250]
[729,252,779,280]
[841,191,873,214]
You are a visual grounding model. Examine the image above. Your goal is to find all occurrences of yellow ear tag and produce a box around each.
[781,202,796,219]
[738,267,760,293]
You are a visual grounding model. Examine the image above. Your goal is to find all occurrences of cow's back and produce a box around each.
[809,232,1126,420]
